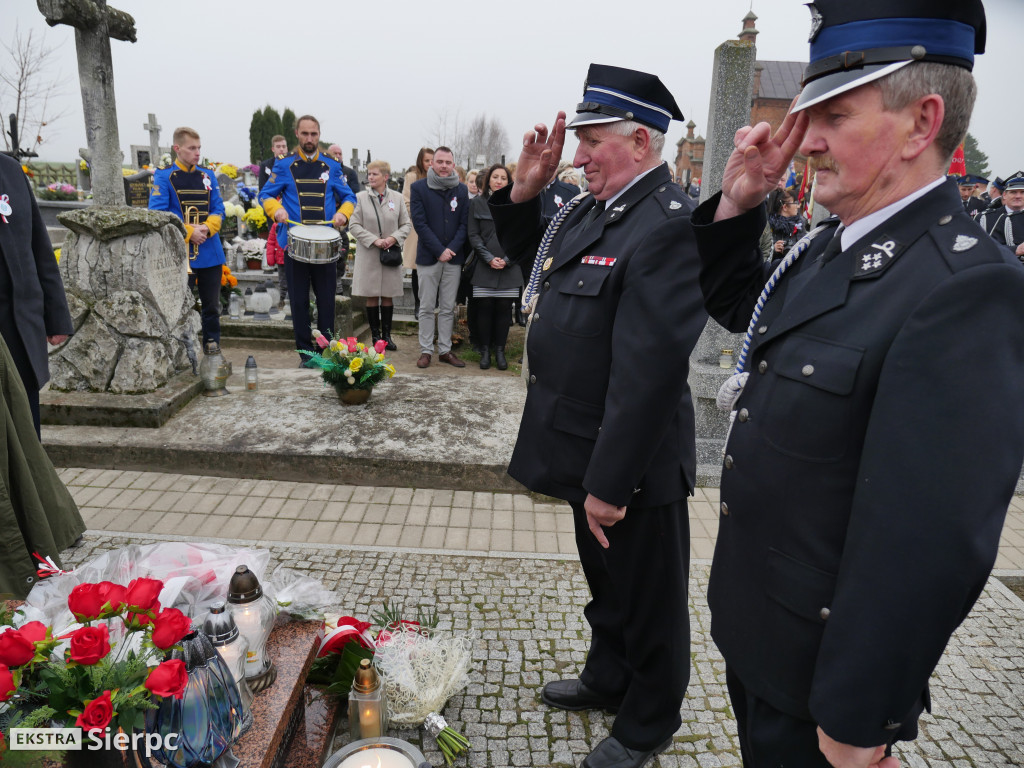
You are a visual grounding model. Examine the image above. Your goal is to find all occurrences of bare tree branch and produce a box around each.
[0,24,67,155]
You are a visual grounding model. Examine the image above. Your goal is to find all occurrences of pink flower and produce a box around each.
[374,339,388,354]
[316,334,329,349]
[346,337,358,352]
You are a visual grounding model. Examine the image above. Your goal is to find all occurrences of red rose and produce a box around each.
[0,628,35,667]
[18,621,47,645]
[144,659,188,699]
[68,625,111,665]
[125,578,163,613]
[75,690,115,733]
[149,608,192,650]
[96,582,128,616]
[68,583,105,621]
[0,664,15,701]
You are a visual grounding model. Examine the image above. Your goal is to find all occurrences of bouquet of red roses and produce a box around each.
[0,577,192,759]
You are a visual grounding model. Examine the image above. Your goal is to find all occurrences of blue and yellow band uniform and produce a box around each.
[258,148,356,361]
[258,149,356,249]
[148,160,227,269]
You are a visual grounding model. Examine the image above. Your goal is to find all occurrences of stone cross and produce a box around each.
[37,0,137,206]
[143,113,161,168]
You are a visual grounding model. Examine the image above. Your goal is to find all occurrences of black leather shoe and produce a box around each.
[581,736,672,768]
[541,679,621,713]
[479,346,491,370]
[495,347,508,370]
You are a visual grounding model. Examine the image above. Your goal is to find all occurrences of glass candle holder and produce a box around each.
[349,658,387,740]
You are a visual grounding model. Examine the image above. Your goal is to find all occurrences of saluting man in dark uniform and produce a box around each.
[491,65,706,768]
[149,126,226,350]
[259,115,356,364]
[692,2,1024,766]
[978,171,1024,261]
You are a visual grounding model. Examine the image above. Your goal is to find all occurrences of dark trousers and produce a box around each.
[190,265,222,347]
[571,497,691,751]
[475,297,512,348]
[725,667,924,768]
[284,252,337,358]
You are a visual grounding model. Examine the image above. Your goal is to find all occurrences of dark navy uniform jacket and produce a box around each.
[693,179,1024,748]
[0,153,73,389]
[490,163,707,508]
[977,206,1024,259]
[149,160,226,269]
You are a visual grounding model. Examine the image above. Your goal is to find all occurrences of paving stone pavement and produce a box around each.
[58,526,1024,767]
[55,468,1024,570]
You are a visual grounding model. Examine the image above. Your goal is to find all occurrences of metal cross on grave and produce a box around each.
[143,113,161,169]
[37,0,137,206]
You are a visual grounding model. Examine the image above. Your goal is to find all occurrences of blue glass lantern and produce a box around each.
[146,629,244,768]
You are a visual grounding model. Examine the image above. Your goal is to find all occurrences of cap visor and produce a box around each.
[566,112,624,129]
[792,61,910,112]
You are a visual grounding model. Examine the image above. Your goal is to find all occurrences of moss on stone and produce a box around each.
[57,206,185,241]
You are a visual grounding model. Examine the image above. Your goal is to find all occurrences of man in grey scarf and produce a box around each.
[408,146,469,367]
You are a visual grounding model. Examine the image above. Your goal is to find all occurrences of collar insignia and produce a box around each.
[852,237,905,279]
[542,257,553,272]
[669,200,682,210]
[611,204,627,214]
[952,235,978,252]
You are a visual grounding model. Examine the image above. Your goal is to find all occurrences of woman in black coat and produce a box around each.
[467,164,522,369]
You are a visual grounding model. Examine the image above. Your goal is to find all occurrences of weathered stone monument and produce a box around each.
[38,0,199,395]
[689,37,757,483]
[143,113,161,167]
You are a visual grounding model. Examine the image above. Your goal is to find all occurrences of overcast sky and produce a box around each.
[5,0,1022,179]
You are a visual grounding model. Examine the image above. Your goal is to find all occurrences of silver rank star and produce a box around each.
[952,235,978,252]
[862,254,883,270]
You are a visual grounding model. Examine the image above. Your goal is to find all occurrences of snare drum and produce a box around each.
[288,224,342,264]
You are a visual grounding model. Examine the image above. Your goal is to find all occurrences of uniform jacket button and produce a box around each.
[577,280,584,287]
[529,374,537,384]
[724,455,734,469]
[720,502,729,516]
[819,607,831,620]
[534,313,540,322]
[737,408,749,422]
[758,360,768,374]
[757,325,767,334]
[802,364,815,376]
[543,281,550,289]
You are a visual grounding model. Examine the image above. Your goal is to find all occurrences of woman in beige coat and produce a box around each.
[403,147,433,314]
[350,160,412,350]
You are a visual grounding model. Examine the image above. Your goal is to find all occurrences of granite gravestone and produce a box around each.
[38,0,201,394]
[689,37,757,483]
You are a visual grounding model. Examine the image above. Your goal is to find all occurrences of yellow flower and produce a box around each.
[54,248,61,262]
[220,164,238,179]
[330,340,340,352]
[384,364,396,378]
[349,357,363,372]
[356,343,365,351]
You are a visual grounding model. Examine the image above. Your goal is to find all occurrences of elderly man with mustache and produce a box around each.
[691,1,1024,767]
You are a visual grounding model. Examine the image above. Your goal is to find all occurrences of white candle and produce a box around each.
[336,746,414,768]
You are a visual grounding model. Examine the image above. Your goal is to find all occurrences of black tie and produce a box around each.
[818,230,844,266]
[582,200,606,231]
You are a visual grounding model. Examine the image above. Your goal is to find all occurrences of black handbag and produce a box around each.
[371,194,404,267]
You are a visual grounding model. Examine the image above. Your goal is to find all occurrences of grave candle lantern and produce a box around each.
[226,565,277,692]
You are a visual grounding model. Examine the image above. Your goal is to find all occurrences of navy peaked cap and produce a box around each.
[567,64,684,134]
[794,0,986,112]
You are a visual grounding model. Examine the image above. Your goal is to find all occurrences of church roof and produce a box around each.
[755,60,806,101]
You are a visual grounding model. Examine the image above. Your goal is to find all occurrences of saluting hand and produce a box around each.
[716,99,808,222]
[585,493,627,549]
[510,111,567,204]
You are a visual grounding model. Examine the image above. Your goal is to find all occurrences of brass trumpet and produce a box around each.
[184,205,200,261]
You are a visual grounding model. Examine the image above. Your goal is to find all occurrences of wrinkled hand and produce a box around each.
[817,727,899,768]
[332,212,348,228]
[716,101,807,222]
[439,248,455,263]
[585,493,627,549]
[273,208,288,224]
[47,334,69,346]
[510,111,566,204]
[489,257,506,269]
